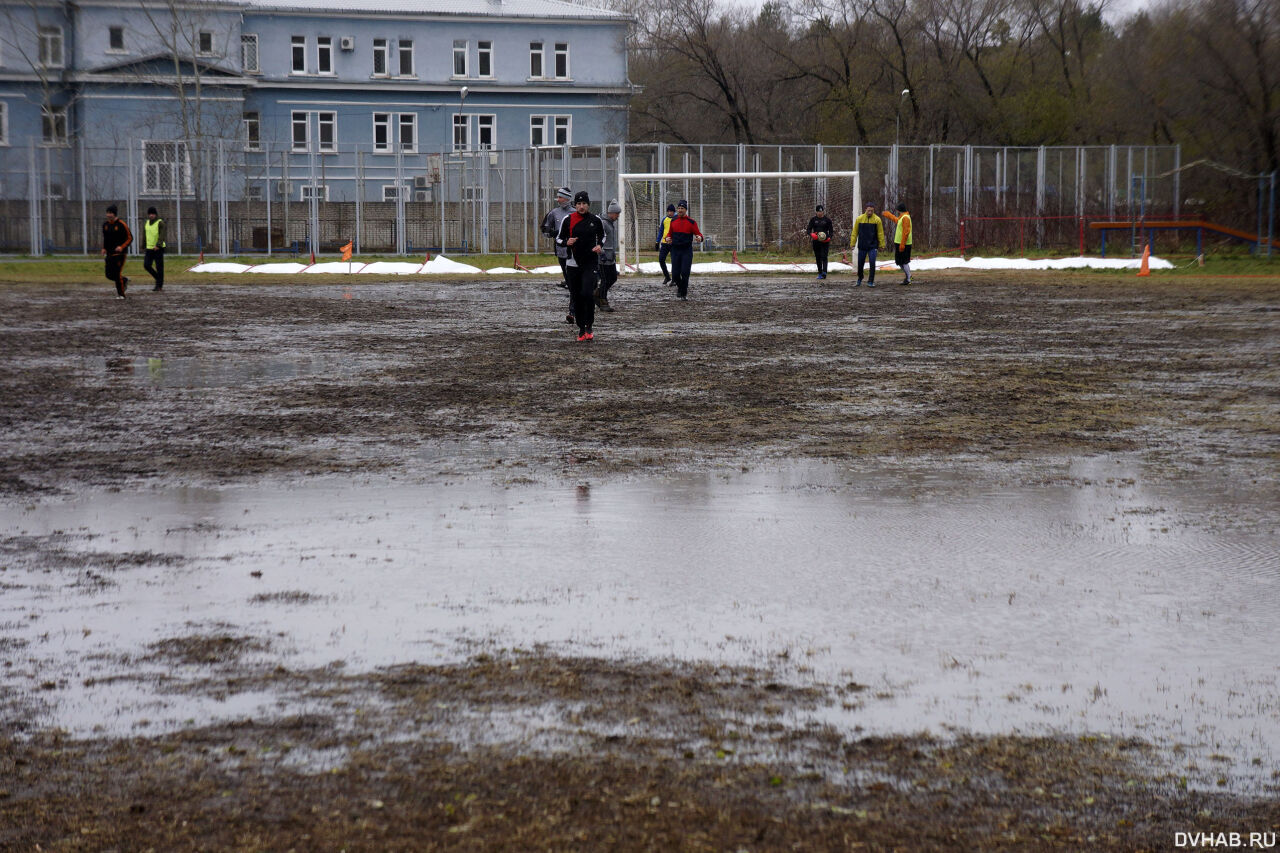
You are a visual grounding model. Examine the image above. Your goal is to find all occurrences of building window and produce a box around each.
[317,36,333,74]
[462,185,484,201]
[197,31,214,56]
[291,111,309,151]
[38,26,64,68]
[243,112,260,151]
[477,115,495,149]
[0,103,8,146]
[397,39,413,76]
[382,185,405,202]
[244,184,264,201]
[452,40,467,77]
[478,41,492,78]
[317,112,336,152]
[398,113,416,153]
[108,27,125,52]
[372,38,387,76]
[373,112,390,152]
[241,34,259,73]
[530,115,545,147]
[452,114,469,151]
[142,141,193,195]
[291,36,306,74]
[553,115,570,145]
[554,43,569,78]
[301,184,329,201]
[529,42,543,78]
[41,104,67,145]
[530,115,570,147]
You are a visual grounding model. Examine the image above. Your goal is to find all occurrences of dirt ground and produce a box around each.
[1,270,1278,850]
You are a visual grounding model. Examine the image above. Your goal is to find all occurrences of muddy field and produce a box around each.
[1,270,1278,850]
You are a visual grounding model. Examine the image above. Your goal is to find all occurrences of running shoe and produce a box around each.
[577,332,590,342]
[584,332,594,341]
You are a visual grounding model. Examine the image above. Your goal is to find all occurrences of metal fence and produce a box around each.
[3,138,1273,258]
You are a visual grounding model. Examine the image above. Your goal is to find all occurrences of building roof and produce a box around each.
[242,0,627,20]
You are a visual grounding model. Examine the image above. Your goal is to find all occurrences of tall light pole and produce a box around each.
[895,88,910,148]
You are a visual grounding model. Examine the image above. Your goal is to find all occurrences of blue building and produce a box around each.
[0,0,632,238]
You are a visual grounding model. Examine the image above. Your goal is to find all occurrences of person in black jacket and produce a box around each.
[101,205,133,299]
[806,204,835,280]
[556,190,606,341]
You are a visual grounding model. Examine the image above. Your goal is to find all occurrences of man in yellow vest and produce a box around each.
[143,207,167,292]
[656,204,676,286]
[882,202,913,285]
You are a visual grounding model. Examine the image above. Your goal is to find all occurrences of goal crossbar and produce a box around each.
[617,170,861,272]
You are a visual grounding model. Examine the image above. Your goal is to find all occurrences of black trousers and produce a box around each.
[857,247,878,281]
[598,263,618,298]
[812,240,830,275]
[566,258,598,333]
[658,243,672,280]
[669,244,694,297]
[144,248,165,288]
[104,254,126,294]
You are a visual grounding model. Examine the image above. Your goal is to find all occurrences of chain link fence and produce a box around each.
[3,138,1272,258]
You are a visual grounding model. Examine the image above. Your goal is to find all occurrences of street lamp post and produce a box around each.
[894,88,910,202]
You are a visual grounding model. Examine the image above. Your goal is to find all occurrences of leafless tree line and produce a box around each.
[621,0,1280,174]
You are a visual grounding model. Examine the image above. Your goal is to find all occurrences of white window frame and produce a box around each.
[477,114,495,149]
[477,40,493,78]
[301,184,329,201]
[452,40,467,78]
[197,31,215,56]
[462,185,484,201]
[241,33,259,73]
[372,112,391,152]
[0,103,9,146]
[142,140,194,195]
[41,103,68,146]
[372,38,388,77]
[317,111,337,152]
[452,113,469,152]
[381,184,406,202]
[396,39,414,77]
[107,26,125,53]
[38,26,64,69]
[553,43,569,79]
[529,41,544,79]
[291,36,307,74]
[243,111,260,151]
[291,110,309,151]
[397,113,417,153]
[530,114,570,147]
[316,36,333,75]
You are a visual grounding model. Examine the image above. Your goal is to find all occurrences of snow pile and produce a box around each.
[421,255,483,274]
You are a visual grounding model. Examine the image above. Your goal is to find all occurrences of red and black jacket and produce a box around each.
[103,218,133,255]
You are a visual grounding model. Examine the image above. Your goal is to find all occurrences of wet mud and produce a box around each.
[1,272,1278,848]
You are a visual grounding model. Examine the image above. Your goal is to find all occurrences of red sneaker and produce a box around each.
[584,332,594,341]
[577,332,589,342]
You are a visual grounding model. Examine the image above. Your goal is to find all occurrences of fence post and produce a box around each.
[218,139,228,256]
[79,138,88,255]
[173,141,183,255]
[28,140,40,255]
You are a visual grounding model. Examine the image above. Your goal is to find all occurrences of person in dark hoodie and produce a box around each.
[556,190,606,341]
[101,205,133,299]
[666,200,704,300]
[806,203,835,280]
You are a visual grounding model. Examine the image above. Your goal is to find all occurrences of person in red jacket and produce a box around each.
[101,205,133,299]
[556,190,606,341]
[665,200,704,300]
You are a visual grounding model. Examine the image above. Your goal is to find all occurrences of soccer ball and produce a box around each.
[816,231,828,242]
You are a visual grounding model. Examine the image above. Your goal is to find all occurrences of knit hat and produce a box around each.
[815,204,824,212]
[556,186,572,199]
[606,199,621,214]
[677,200,688,209]
[147,206,157,215]
[666,203,676,212]
[573,190,590,204]
[106,204,118,214]
[896,202,907,212]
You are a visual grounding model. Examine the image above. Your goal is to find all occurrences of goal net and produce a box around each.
[617,171,861,271]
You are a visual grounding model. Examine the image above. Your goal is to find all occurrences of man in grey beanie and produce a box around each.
[596,199,621,312]
[540,186,575,321]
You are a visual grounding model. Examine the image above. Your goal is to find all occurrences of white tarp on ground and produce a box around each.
[191,255,1172,276]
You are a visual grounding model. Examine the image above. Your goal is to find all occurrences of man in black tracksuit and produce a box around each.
[101,204,133,299]
[556,190,605,341]
[806,204,835,280]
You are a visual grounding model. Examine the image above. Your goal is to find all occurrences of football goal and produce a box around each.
[617,171,861,271]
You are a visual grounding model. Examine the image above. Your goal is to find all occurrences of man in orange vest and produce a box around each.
[882,202,913,285]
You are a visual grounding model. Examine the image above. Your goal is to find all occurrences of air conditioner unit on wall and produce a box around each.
[413,175,429,188]
[340,36,355,51]
[276,181,293,194]
[413,189,431,203]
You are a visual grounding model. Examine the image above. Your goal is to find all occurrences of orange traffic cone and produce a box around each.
[1136,244,1150,277]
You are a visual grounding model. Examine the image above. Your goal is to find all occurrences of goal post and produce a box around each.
[617,170,860,272]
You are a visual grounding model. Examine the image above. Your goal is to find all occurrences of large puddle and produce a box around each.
[2,459,1277,784]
